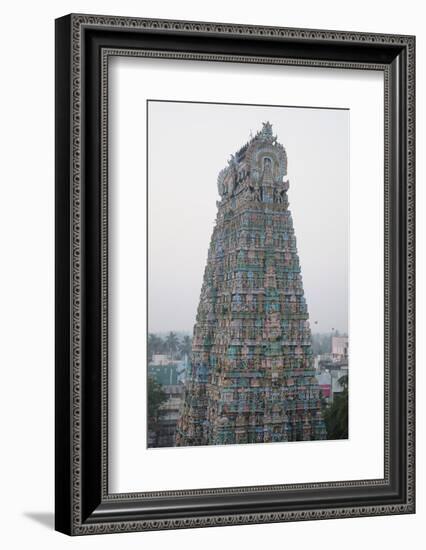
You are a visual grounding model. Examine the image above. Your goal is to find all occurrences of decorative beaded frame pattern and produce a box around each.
[64,14,415,535]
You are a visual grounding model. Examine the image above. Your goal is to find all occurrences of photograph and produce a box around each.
[52,10,415,538]
[147,101,349,449]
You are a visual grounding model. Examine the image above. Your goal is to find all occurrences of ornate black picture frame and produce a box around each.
[55,13,415,535]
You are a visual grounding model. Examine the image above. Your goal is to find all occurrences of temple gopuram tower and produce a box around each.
[176,122,327,446]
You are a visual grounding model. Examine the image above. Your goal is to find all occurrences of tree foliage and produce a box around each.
[148,332,192,361]
[323,375,348,439]
[165,331,179,359]
[147,377,167,431]
[179,335,192,357]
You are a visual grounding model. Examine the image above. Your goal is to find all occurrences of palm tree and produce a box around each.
[179,335,192,359]
[148,333,165,361]
[165,331,179,360]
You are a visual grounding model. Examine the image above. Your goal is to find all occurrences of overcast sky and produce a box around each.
[148,101,349,334]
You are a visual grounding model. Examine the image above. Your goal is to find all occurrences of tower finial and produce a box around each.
[259,121,275,142]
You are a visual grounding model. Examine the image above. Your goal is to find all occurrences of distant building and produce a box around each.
[152,354,171,365]
[148,363,179,385]
[316,336,348,373]
[316,372,332,401]
[148,361,186,447]
[316,368,347,405]
[155,384,185,448]
[331,336,348,360]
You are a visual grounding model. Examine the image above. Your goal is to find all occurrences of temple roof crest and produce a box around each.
[257,121,276,143]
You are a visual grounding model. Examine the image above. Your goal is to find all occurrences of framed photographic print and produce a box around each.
[55,14,415,535]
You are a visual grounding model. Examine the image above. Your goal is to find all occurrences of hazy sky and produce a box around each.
[148,101,349,334]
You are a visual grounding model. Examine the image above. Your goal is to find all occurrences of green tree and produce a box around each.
[179,335,192,358]
[148,333,157,361]
[147,377,167,434]
[166,331,179,359]
[148,333,166,361]
[323,375,348,439]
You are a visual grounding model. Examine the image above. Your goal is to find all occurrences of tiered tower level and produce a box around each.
[176,122,327,446]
